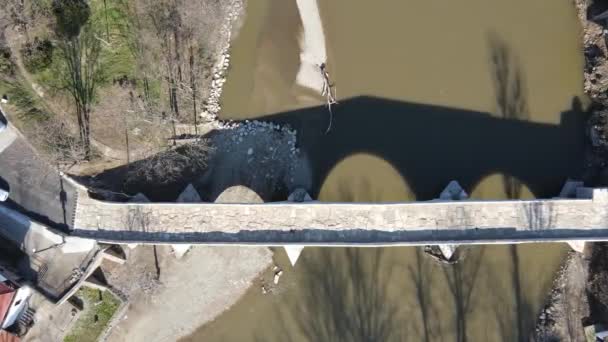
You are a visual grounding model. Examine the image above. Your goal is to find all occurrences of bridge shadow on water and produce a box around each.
[92,33,586,202]
[256,94,586,200]
[94,94,587,202]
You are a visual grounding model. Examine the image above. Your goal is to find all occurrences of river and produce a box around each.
[183,0,584,340]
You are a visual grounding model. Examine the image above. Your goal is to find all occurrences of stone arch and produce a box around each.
[317,153,414,202]
[469,172,534,200]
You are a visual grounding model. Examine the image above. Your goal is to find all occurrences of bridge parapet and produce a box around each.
[70,180,608,248]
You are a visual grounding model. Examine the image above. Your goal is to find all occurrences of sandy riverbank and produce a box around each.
[294,0,327,92]
[534,251,589,341]
[102,246,272,342]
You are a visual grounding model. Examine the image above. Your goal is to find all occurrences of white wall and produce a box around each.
[2,286,31,329]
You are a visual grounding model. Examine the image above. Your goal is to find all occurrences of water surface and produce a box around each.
[185,0,583,340]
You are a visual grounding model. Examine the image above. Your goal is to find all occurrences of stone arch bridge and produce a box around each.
[68,178,608,264]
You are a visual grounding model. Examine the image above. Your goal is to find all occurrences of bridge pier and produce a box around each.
[567,241,586,253]
[284,188,313,266]
[171,184,203,258]
[439,180,469,200]
[433,181,468,261]
[287,188,313,202]
[284,245,305,266]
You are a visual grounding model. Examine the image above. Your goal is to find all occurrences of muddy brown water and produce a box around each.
[183,0,583,340]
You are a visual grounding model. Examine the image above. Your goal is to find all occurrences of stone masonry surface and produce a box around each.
[72,187,608,245]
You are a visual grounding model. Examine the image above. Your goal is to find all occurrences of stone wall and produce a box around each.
[71,186,608,245]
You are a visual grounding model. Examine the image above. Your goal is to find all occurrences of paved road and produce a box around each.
[0,123,76,230]
[0,124,16,151]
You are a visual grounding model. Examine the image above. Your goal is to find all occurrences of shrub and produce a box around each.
[21,38,54,73]
[0,47,15,75]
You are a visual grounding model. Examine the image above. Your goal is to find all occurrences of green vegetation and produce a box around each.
[0,41,51,130]
[63,288,121,342]
[21,38,54,73]
[46,0,134,159]
[2,0,218,171]
[0,49,49,125]
[90,0,136,82]
[0,47,15,75]
[52,0,103,159]
[0,80,50,124]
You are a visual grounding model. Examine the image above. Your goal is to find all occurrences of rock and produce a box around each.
[273,270,283,284]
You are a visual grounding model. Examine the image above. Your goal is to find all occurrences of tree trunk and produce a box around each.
[174,29,182,83]
[189,45,197,135]
[83,106,91,160]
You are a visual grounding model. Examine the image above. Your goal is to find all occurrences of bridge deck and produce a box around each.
[72,187,608,245]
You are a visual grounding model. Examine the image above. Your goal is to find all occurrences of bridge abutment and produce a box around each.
[560,180,597,254]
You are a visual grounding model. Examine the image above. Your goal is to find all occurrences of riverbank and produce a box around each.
[535,251,590,341]
[576,0,608,182]
[101,245,272,342]
[534,1,608,339]
[294,0,327,92]
[94,2,287,341]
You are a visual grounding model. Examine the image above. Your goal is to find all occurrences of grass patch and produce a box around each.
[0,76,51,127]
[34,0,137,93]
[64,287,121,342]
[90,0,137,83]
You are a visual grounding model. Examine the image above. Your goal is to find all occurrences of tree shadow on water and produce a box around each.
[488,32,529,200]
[407,248,444,342]
[258,248,405,342]
[442,246,485,342]
[491,246,539,342]
[489,32,530,123]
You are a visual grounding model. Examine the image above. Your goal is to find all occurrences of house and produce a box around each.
[0,273,33,340]
[0,330,19,342]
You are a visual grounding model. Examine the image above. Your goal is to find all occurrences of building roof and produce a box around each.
[0,290,15,328]
[0,330,19,342]
[0,283,13,296]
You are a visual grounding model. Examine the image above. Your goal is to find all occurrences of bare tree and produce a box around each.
[53,0,103,160]
[28,116,87,169]
[0,0,50,43]
[120,0,223,128]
